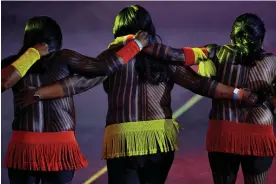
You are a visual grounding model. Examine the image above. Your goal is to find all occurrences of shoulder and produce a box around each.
[96,47,119,60]
[214,44,235,64]
[57,49,78,57]
[263,52,276,59]
[204,44,219,60]
[262,52,276,62]
[262,53,276,67]
[204,44,234,59]
[54,49,85,64]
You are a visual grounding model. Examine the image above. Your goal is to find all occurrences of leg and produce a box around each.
[241,156,273,184]
[137,151,175,184]
[106,157,139,184]
[208,152,240,184]
[8,169,40,184]
[40,170,75,184]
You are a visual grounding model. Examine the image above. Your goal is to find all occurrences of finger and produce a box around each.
[134,30,142,38]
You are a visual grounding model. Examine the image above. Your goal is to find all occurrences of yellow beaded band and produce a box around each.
[11,48,41,77]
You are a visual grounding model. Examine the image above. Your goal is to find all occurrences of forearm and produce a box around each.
[185,77,218,98]
[143,44,211,66]
[64,40,142,77]
[143,44,185,65]
[59,75,106,97]
[173,66,248,101]
[1,65,21,92]
[1,48,41,91]
[37,82,65,100]
[188,77,247,101]
[114,34,209,66]
[11,48,41,76]
[213,83,237,99]
[36,75,107,100]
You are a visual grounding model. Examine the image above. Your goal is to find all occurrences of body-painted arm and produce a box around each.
[1,43,48,92]
[33,75,107,100]
[21,40,144,103]
[2,56,21,92]
[58,39,142,78]
[1,48,41,92]
[110,34,215,66]
[171,65,257,104]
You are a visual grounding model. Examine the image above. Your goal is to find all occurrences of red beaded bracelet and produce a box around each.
[116,40,141,64]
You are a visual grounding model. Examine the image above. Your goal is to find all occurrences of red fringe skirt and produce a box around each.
[206,120,276,156]
[4,131,88,171]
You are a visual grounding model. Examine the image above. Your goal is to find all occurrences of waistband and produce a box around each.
[10,131,77,143]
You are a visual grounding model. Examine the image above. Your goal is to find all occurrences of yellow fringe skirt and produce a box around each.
[102,119,179,159]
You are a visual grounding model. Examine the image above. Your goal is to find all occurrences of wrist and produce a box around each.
[133,39,144,51]
[233,88,244,101]
[116,40,141,64]
[182,47,208,66]
[123,35,135,45]
[11,48,41,77]
[34,89,41,101]
[30,47,41,57]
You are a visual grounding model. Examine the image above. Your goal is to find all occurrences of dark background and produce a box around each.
[1,1,276,183]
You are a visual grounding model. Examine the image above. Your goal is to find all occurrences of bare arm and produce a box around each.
[36,75,107,100]
[24,47,121,101]
[143,44,220,67]
[23,46,132,102]
[1,48,41,92]
[1,64,21,92]
[57,38,146,77]
[171,65,256,104]
[22,32,151,102]
[109,34,217,66]
[1,44,48,92]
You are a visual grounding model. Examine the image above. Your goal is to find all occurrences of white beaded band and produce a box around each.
[233,88,240,100]
[133,39,144,51]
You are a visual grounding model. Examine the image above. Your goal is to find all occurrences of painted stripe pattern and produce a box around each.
[210,44,276,125]
[4,49,122,132]
[103,52,218,125]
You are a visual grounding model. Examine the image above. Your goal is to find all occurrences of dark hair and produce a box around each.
[231,13,265,42]
[19,16,62,54]
[230,13,266,63]
[18,16,63,73]
[113,5,170,84]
